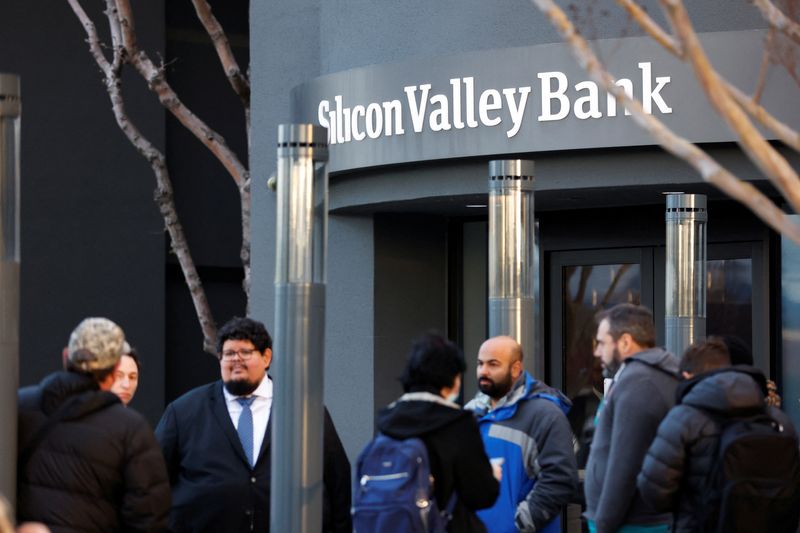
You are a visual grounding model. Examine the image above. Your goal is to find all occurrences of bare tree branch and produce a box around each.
[529,0,800,244]
[660,0,800,214]
[67,0,113,76]
[616,0,683,57]
[112,0,248,188]
[188,0,252,304]
[189,0,250,107]
[112,0,252,306]
[754,0,800,46]
[617,2,800,152]
[68,0,219,353]
[726,81,800,152]
[753,28,775,103]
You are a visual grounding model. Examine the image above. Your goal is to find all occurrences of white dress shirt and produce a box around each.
[223,376,273,464]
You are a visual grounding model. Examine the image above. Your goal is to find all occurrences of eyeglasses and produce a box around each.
[220,348,258,360]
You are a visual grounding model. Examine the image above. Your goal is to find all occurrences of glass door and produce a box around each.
[548,248,654,466]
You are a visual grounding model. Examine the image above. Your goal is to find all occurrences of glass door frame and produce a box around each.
[547,247,655,393]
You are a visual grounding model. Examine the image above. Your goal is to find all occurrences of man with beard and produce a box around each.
[155,317,351,533]
[584,304,679,533]
[465,336,577,533]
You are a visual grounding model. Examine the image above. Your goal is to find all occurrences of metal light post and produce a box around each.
[0,73,21,504]
[271,124,328,533]
[665,193,707,358]
[488,160,541,377]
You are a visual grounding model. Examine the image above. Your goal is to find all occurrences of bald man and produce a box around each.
[465,336,577,533]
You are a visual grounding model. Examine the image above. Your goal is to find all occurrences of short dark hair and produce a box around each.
[399,333,466,393]
[124,347,141,371]
[596,303,656,348]
[680,337,731,375]
[216,317,272,355]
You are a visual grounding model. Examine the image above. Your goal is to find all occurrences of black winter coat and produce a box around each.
[636,366,797,532]
[17,371,170,533]
[376,390,500,533]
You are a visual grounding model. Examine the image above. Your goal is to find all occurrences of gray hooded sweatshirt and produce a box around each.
[583,346,679,533]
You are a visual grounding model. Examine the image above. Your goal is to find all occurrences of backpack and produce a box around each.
[352,433,457,533]
[699,409,800,533]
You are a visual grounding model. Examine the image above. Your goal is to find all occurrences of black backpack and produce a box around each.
[699,408,800,532]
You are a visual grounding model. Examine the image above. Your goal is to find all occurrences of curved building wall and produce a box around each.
[317,0,765,74]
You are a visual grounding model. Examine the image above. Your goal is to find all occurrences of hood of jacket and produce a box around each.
[465,372,571,420]
[625,346,680,378]
[677,366,767,415]
[377,391,469,438]
[38,370,120,419]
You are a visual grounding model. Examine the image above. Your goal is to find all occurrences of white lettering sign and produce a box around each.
[316,61,672,145]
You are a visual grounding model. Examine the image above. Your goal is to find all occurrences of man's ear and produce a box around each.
[62,348,69,369]
[617,332,634,356]
[262,348,273,370]
[511,359,523,379]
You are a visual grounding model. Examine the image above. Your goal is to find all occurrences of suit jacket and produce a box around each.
[155,380,352,533]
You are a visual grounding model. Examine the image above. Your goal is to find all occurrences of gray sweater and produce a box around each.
[583,347,679,533]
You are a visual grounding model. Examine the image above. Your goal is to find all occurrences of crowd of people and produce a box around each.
[8,303,800,532]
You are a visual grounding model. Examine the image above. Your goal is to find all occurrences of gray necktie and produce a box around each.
[236,397,256,466]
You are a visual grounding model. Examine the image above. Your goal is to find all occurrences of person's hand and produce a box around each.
[490,457,504,481]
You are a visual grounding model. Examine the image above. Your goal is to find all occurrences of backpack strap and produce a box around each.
[440,491,458,523]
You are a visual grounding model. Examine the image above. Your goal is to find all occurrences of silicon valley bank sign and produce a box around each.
[319,62,669,143]
[291,30,798,173]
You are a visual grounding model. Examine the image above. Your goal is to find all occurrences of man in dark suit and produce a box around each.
[155,316,352,533]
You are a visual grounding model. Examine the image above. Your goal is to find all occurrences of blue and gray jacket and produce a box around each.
[466,372,578,533]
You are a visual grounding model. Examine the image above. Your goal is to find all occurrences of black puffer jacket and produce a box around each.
[636,366,797,532]
[17,371,170,533]
[376,390,500,533]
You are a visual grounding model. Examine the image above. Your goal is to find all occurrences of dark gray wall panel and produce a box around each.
[373,214,448,419]
[1,1,166,424]
[325,214,375,459]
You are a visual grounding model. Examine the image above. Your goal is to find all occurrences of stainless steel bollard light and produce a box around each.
[0,73,20,505]
[665,193,707,359]
[271,124,328,533]
[488,160,541,377]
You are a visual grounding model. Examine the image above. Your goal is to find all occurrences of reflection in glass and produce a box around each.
[706,258,752,349]
[563,263,640,466]
[782,216,800,431]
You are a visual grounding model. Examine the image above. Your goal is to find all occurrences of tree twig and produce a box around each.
[753,28,775,103]
[616,0,683,57]
[189,0,250,108]
[753,0,800,47]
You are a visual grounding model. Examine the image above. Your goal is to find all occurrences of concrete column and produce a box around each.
[271,124,328,533]
[488,160,541,377]
[0,73,20,505]
[665,193,707,358]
